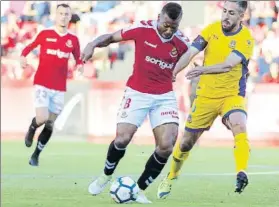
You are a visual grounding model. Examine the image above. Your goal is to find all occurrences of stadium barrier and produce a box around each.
[1,79,279,147]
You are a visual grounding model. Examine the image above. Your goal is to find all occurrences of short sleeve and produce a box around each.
[200,23,213,42]
[191,23,214,51]
[121,22,144,41]
[176,30,191,54]
[232,37,255,65]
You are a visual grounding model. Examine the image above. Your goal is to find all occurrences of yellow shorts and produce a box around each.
[185,95,247,132]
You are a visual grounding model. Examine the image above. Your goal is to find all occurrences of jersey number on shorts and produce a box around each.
[123,98,132,109]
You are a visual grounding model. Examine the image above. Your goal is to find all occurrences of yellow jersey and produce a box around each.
[191,21,254,98]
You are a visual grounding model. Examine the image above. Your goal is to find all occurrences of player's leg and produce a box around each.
[25,85,49,147]
[29,89,64,166]
[157,130,204,199]
[168,97,219,179]
[134,93,179,203]
[158,96,220,199]
[168,130,203,179]
[88,123,138,196]
[137,97,179,191]
[29,112,58,166]
[222,96,249,193]
[88,88,151,196]
[88,125,144,196]
[137,122,178,203]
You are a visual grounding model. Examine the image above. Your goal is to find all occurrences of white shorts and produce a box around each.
[34,85,64,114]
[117,87,179,129]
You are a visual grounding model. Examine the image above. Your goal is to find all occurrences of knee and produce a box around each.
[228,112,247,134]
[36,116,48,126]
[229,120,246,134]
[157,130,178,158]
[180,134,196,152]
[180,140,194,152]
[156,143,173,158]
[115,131,133,148]
[45,120,54,131]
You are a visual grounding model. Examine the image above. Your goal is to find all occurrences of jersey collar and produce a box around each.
[154,21,175,43]
[222,24,243,36]
[53,26,68,37]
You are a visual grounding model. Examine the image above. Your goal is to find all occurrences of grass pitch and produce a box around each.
[1,140,279,207]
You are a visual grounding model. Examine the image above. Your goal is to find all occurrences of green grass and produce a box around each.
[1,140,279,207]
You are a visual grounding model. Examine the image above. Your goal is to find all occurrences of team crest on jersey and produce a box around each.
[66,40,73,48]
[229,40,236,49]
[246,40,252,47]
[170,47,178,58]
[213,34,218,40]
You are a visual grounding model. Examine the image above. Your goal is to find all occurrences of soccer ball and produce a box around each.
[110,176,139,204]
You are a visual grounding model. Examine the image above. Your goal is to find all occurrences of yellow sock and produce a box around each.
[167,141,190,180]
[234,132,250,173]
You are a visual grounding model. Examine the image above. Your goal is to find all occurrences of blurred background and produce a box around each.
[1,1,279,146]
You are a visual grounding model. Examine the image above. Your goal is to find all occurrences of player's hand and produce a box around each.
[20,56,28,69]
[74,64,84,79]
[186,66,204,80]
[81,43,95,63]
[76,64,84,75]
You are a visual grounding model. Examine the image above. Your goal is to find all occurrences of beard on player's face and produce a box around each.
[221,14,241,33]
[222,20,238,32]
[221,12,242,32]
[222,1,244,33]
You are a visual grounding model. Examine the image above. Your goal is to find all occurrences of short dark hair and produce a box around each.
[161,2,182,20]
[227,1,248,13]
[57,3,71,9]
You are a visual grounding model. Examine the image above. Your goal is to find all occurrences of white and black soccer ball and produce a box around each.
[110,176,139,204]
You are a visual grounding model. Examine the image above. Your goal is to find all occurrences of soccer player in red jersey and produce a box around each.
[82,2,189,203]
[20,4,83,166]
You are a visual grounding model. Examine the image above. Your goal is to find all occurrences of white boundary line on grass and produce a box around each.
[1,171,279,179]
[181,171,279,176]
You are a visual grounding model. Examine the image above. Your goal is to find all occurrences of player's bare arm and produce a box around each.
[186,52,244,79]
[81,30,124,62]
[203,52,243,74]
[172,46,200,80]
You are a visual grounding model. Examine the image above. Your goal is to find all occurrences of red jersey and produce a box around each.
[21,28,82,91]
[121,20,190,94]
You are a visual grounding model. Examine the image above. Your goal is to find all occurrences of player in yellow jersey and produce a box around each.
[157,1,254,198]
